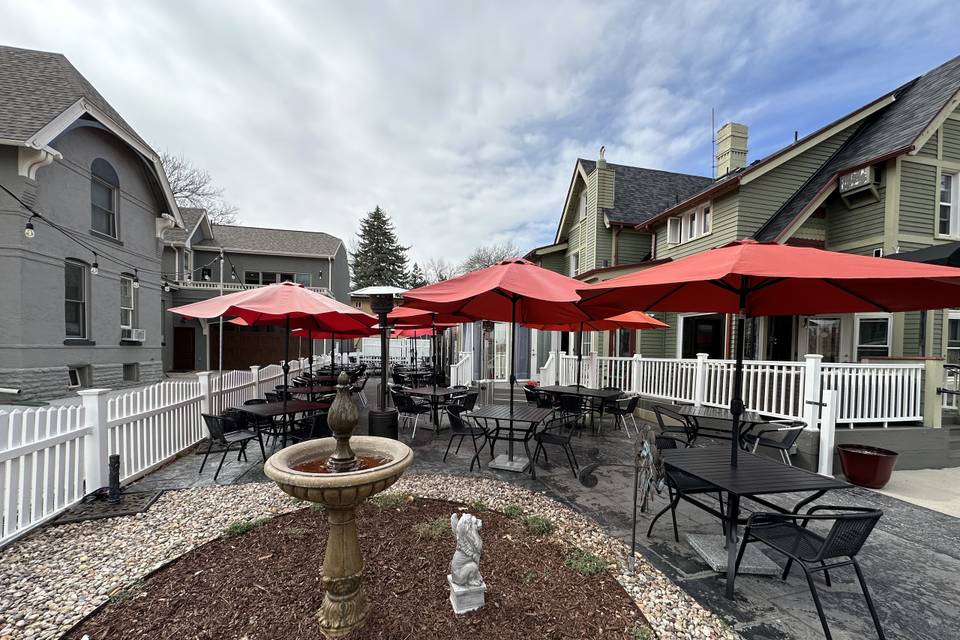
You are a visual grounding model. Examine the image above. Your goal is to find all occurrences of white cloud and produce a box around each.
[2,0,958,265]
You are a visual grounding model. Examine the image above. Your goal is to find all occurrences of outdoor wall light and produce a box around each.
[132,270,140,289]
[91,253,99,275]
[24,217,35,238]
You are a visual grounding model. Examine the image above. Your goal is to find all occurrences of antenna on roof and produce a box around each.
[794,131,799,142]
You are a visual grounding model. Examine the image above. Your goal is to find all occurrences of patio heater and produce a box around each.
[368,291,399,439]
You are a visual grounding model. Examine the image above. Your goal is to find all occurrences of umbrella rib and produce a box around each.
[823,279,892,312]
[645,282,690,311]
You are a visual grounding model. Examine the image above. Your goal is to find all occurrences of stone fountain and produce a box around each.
[264,372,414,638]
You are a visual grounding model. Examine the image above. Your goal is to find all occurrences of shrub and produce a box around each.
[371,493,411,510]
[521,515,554,536]
[632,623,653,640]
[564,549,607,576]
[468,500,487,512]
[413,516,450,540]
[503,504,525,520]
[223,517,271,538]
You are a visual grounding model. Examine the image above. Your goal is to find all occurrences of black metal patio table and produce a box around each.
[404,386,460,428]
[538,385,623,423]
[677,404,769,446]
[289,385,336,401]
[464,405,554,473]
[661,447,850,598]
[234,400,331,448]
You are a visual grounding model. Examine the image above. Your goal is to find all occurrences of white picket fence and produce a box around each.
[0,356,316,547]
[539,351,926,428]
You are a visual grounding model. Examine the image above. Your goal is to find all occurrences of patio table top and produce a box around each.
[465,405,554,423]
[538,385,623,400]
[233,400,330,418]
[404,386,460,398]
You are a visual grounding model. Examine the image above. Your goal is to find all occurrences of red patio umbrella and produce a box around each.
[577,240,960,466]
[387,306,474,326]
[523,311,668,386]
[403,258,591,471]
[170,282,377,403]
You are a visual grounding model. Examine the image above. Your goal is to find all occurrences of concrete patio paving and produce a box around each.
[128,403,960,640]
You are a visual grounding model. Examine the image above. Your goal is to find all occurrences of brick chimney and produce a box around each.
[715,122,748,177]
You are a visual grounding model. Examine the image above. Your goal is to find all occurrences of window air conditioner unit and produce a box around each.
[122,328,146,342]
[839,166,880,209]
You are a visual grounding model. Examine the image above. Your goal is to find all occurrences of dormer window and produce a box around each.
[578,192,587,220]
[90,159,119,238]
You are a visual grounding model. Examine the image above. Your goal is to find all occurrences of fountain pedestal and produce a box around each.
[264,373,413,638]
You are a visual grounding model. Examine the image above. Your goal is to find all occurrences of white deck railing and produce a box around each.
[449,351,474,387]
[537,351,926,429]
[0,356,316,547]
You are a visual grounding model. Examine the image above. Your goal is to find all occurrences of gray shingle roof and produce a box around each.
[194,223,342,257]
[0,45,147,147]
[578,159,713,226]
[755,54,960,242]
[164,208,205,244]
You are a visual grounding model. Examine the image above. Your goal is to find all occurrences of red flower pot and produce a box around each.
[837,444,898,489]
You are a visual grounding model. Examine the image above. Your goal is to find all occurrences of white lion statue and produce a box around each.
[449,513,484,588]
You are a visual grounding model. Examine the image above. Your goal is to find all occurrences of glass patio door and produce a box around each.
[493,323,510,380]
[801,316,841,362]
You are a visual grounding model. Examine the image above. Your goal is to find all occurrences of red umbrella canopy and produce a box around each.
[523,310,667,332]
[578,240,960,317]
[169,282,377,332]
[386,305,474,328]
[391,326,448,338]
[402,258,589,324]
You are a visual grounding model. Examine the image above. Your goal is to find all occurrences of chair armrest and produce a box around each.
[751,423,806,438]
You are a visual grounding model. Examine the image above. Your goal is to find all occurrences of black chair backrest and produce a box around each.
[541,414,578,442]
[523,386,540,406]
[393,392,412,413]
[446,406,469,433]
[353,376,368,391]
[202,413,230,444]
[264,392,279,402]
[624,395,640,412]
[773,421,807,449]
[653,404,691,433]
[461,391,479,411]
[559,394,583,414]
[392,372,405,385]
[821,510,883,560]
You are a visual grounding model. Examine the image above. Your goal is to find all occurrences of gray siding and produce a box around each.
[826,180,886,245]
[899,160,937,236]
[944,119,960,162]
[616,230,652,264]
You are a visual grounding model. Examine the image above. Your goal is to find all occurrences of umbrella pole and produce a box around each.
[509,297,517,460]
[308,332,313,376]
[432,316,437,393]
[730,279,748,468]
[283,315,290,447]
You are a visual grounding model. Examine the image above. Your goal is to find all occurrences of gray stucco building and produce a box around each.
[0,45,183,399]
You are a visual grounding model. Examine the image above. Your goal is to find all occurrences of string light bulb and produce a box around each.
[90,253,99,275]
[24,216,36,238]
[132,269,140,289]
[162,280,170,293]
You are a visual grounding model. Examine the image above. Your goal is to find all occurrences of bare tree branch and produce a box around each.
[159,150,239,225]
[459,240,522,273]
[424,257,456,283]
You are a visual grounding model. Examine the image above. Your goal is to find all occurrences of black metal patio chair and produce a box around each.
[199,413,266,481]
[740,419,807,466]
[531,413,582,478]
[646,434,727,542]
[350,376,369,407]
[653,404,697,446]
[443,406,489,471]
[734,506,885,640]
[392,390,431,439]
[523,385,541,406]
[607,394,640,437]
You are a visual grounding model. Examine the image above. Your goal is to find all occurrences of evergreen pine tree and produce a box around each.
[408,262,428,288]
[350,206,411,288]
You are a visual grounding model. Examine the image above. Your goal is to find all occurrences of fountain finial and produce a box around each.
[326,371,359,471]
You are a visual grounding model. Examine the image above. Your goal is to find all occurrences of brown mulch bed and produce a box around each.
[64,497,645,640]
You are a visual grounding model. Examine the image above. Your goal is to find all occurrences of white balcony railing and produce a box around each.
[171,280,330,295]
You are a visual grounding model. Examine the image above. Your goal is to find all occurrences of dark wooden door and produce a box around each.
[173,327,196,370]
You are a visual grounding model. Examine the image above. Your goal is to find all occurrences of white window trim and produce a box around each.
[947,310,960,365]
[853,312,892,361]
[120,275,136,329]
[937,170,960,239]
[675,312,717,358]
[578,192,587,220]
[569,252,580,276]
[666,201,713,246]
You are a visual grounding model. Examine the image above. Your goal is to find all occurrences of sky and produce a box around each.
[2,1,959,267]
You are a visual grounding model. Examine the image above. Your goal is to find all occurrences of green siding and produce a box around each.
[916,131,938,158]
[737,124,858,238]
[655,190,739,259]
[584,169,598,269]
[902,311,922,357]
[943,119,960,162]
[597,166,615,208]
[932,310,944,358]
[539,251,566,274]
[792,215,826,242]
[617,230,652,264]
[899,160,937,236]
[826,181,886,245]
[638,312,673,357]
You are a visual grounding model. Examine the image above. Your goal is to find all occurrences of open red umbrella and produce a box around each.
[577,240,960,466]
[404,258,590,471]
[170,282,377,402]
[523,311,668,386]
[387,306,474,327]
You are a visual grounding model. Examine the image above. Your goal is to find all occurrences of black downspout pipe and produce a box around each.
[729,277,748,468]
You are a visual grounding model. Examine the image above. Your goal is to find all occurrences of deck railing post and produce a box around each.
[631,353,642,394]
[818,389,839,476]
[558,351,567,385]
[694,353,709,407]
[589,351,599,388]
[249,365,261,399]
[802,354,823,430]
[79,388,111,493]
[197,371,212,416]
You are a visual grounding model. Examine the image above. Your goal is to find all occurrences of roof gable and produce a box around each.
[194,223,343,258]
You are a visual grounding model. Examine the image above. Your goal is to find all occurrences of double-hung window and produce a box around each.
[578,192,587,220]
[667,202,712,245]
[90,159,119,238]
[667,217,681,244]
[120,275,135,329]
[569,252,580,276]
[939,172,959,237]
[854,314,891,361]
[65,261,87,338]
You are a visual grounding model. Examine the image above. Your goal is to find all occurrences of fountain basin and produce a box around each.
[265,436,414,507]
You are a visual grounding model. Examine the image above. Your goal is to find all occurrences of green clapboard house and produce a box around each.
[528,54,960,371]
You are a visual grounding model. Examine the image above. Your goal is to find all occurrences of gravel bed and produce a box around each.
[0,475,738,640]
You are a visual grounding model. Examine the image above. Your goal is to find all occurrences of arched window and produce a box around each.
[91,158,119,238]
